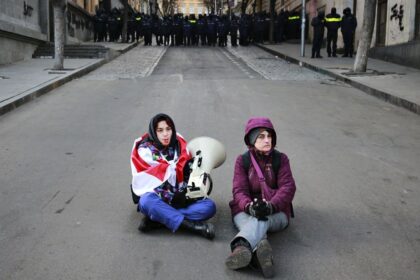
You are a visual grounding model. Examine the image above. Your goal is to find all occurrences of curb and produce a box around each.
[256,44,420,115]
[0,41,140,117]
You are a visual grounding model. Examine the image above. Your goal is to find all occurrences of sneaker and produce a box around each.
[138,216,164,232]
[225,245,252,270]
[255,239,274,278]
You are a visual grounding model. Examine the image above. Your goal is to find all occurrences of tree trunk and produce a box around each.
[353,0,377,72]
[241,0,247,14]
[52,0,66,70]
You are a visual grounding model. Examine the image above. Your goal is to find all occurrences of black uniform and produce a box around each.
[93,9,104,42]
[183,16,192,46]
[230,16,239,47]
[287,11,300,39]
[153,15,163,46]
[142,15,153,46]
[217,16,228,47]
[161,16,172,46]
[135,13,143,42]
[254,13,265,43]
[325,8,341,57]
[207,15,217,47]
[341,7,357,57]
[276,9,286,43]
[311,12,325,58]
[108,11,120,42]
[197,15,207,46]
[239,14,250,46]
[173,15,183,46]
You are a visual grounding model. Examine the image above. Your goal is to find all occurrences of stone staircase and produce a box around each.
[33,43,109,59]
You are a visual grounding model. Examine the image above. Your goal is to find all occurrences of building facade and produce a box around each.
[177,0,207,15]
[0,0,101,65]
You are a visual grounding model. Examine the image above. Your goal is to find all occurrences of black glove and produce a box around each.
[171,188,188,209]
[247,199,273,221]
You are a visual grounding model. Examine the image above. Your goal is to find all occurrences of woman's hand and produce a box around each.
[246,199,273,221]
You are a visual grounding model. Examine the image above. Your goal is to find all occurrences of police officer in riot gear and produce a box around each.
[230,15,239,47]
[197,14,207,46]
[162,16,172,46]
[207,14,217,47]
[142,15,153,46]
[341,7,357,57]
[311,11,325,58]
[239,14,250,46]
[325,7,341,57]
[135,12,143,42]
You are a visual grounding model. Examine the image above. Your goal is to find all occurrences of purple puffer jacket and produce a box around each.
[229,117,296,220]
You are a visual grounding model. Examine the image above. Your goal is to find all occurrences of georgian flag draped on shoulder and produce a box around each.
[131,133,191,196]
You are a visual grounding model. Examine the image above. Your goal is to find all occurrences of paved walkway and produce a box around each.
[257,43,420,115]
[0,41,139,116]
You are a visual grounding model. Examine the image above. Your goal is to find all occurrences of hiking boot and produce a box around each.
[225,245,252,270]
[255,239,274,278]
[138,216,164,232]
[181,220,215,240]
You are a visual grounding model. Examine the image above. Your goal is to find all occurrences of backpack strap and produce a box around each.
[241,150,295,218]
[241,150,281,176]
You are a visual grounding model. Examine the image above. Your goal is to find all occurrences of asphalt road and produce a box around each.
[1,45,419,280]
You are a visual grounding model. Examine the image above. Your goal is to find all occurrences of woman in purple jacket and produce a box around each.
[225,117,296,278]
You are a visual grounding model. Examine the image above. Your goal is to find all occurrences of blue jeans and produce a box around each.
[232,212,289,251]
[139,192,216,232]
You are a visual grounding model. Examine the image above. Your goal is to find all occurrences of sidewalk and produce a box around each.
[256,43,420,115]
[0,41,139,116]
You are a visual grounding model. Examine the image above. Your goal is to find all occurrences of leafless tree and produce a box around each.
[241,0,253,14]
[51,0,66,70]
[162,0,177,16]
[203,0,215,14]
[353,0,377,72]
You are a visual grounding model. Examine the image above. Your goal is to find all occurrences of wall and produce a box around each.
[386,0,417,45]
[0,36,37,64]
[0,0,47,64]
[66,1,95,42]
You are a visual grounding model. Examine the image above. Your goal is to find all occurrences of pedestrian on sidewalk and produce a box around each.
[311,11,325,58]
[341,7,357,57]
[325,7,341,57]
[225,117,296,278]
[130,113,216,239]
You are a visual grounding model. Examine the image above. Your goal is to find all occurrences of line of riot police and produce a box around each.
[93,8,301,47]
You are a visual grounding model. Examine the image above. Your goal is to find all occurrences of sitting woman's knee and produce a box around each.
[201,199,216,217]
[139,192,159,212]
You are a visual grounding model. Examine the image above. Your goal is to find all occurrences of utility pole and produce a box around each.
[300,0,306,57]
